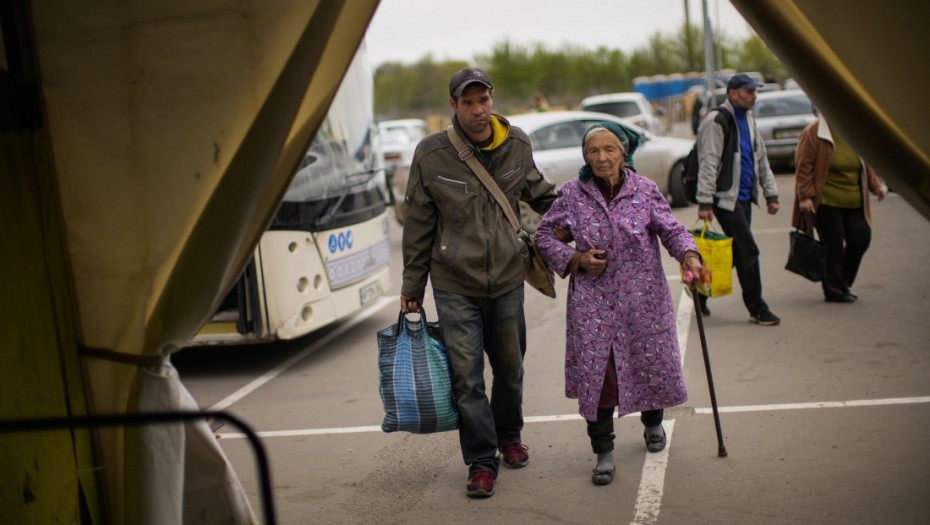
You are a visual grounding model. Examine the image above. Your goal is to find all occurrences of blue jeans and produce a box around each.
[433,285,526,476]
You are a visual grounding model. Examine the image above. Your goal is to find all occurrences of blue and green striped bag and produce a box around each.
[377,308,459,433]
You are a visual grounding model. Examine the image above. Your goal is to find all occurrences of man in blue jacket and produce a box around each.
[695,73,781,326]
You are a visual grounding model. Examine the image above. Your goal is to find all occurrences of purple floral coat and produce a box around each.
[534,169,697,422]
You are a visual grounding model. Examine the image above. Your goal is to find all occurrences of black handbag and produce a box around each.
[785,212,827,282]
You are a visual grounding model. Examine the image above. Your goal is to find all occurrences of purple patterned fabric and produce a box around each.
[534,169,697,422]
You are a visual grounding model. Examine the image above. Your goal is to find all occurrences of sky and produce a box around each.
[364,0,755,67]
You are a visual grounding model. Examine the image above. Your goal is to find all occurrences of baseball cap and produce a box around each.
[727,73,764,91]
[449,68,493,97]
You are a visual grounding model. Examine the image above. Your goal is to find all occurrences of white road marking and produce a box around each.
[694,396,930,414]
[209,279,922,523]
[217,396,930,439]
[676,287,694,367]
[631,419,676,525]
[208,295,398,411]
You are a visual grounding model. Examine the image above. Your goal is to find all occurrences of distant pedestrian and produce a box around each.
[534,121,704,485]
[792,114,886,302]
[531,92,550,112]
[400,67,557,498]
[695,73,781,325]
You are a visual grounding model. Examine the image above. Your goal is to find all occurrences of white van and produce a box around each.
[579,92,664,134]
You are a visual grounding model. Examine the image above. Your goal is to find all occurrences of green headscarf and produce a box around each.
[578,121,643,182]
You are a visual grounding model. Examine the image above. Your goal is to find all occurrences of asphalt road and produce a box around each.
[175,171,930,525]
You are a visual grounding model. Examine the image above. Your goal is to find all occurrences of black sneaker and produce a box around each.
[698,295,711,316]
[825,292,856,303]
[749,310,780,326]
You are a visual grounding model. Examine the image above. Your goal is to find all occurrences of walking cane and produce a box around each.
[683,271,728,457]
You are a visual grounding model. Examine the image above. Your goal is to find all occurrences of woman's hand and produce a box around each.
[875,185,887,202]
[681,250,705,289]
[579,249,608,275]
[799,198,814,213]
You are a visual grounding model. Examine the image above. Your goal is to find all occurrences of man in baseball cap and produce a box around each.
[401,63,556,499]
[449,67,493,98]
[695,71,781,326]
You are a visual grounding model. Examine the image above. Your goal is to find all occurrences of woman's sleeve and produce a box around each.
[647,180,698,262]
[534,184,579,279]
[794,124,818,202]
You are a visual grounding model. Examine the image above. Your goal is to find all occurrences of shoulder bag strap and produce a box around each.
[445,126,523,235]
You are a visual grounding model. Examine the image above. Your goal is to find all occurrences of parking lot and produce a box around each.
[176,171,930,524]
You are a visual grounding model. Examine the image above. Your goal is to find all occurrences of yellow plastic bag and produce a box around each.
[687,220,733,297]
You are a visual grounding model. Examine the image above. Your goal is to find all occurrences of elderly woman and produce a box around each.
[534,121,704,485]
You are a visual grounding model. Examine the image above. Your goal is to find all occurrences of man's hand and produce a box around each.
[767,202,780,215]
[698,209,714,222]
[400,295,422,314]
[553,224,573,243]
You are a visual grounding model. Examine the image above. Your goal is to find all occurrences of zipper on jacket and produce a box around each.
[436,174,469,193]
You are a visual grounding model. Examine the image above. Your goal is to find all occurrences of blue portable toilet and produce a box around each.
[633,76,652,100]
[651,74,669,100]
[668,73,685,97]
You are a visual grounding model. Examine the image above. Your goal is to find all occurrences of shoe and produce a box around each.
[466,471,495,498]
[644,425,667,453]
[592,465,615,485]
[846,290,858,300]
[749,310,780,326]
[825,292,856,303]
[498,443,529,469]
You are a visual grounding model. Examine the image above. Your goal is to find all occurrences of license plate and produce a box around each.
[774,128,802,139]
[359,281,382,305]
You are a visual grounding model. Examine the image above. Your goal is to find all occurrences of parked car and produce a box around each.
[505,111,694,231]
[752,89,817,169]
[691,83,782,135]
[378,118,427,222]
[578,92,665,135]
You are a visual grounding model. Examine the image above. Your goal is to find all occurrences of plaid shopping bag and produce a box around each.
[687,219,733,297]
[377,308,459,433]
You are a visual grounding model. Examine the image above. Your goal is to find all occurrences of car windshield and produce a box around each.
[754,94,814,118]
[380,124,425,146]
[583,101,640,118]
[529,121,585,151]
[527,118,646,152]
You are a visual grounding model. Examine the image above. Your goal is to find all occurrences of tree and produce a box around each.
[373,30,786,118]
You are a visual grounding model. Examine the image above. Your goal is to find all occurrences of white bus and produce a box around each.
[189,46,392,345]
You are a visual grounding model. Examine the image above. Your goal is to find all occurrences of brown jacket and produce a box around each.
[401,115,556,299]
[792,116,883,235]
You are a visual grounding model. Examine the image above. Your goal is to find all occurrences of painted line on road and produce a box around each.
[208,295,398,411]
[630,288,687,525]
[676,287,693,367]
[631,418,676,525]
[694,396,930,414]
[216,396,930,439]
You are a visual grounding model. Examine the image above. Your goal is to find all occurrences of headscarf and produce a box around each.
[578,120,643,182]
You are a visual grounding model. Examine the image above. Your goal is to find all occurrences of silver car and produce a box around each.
[752,90,816,169]
[505,111,694,230]
[378,118,427,221]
